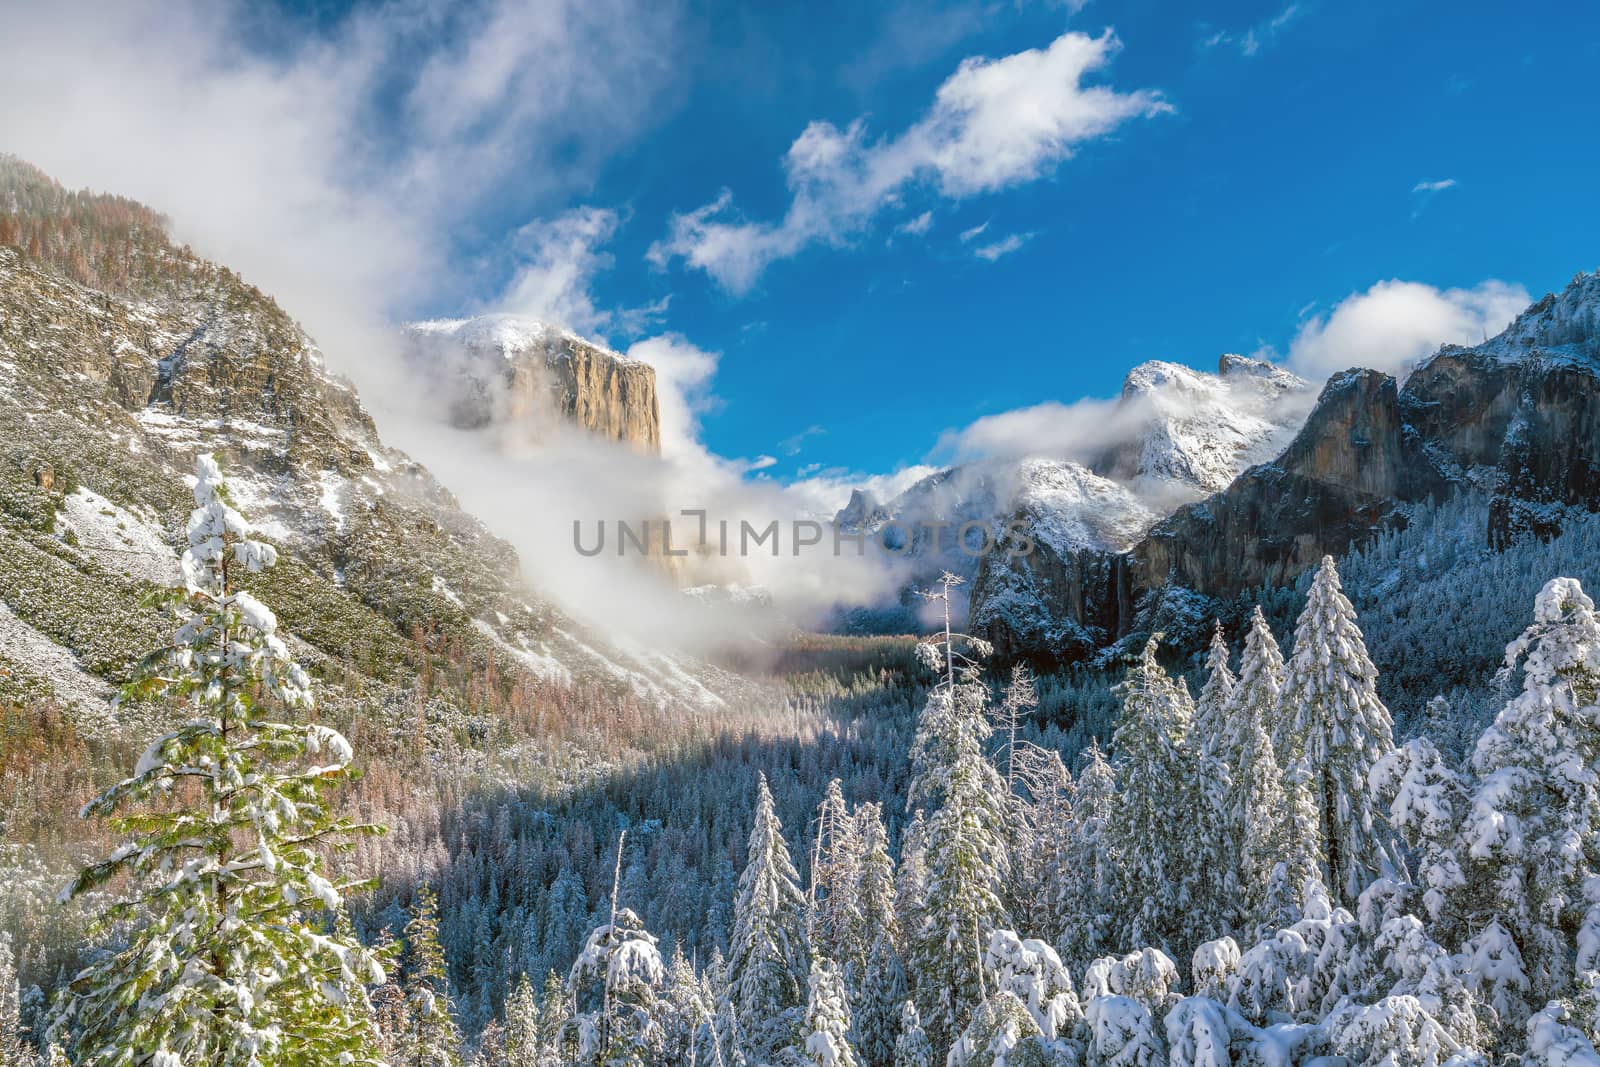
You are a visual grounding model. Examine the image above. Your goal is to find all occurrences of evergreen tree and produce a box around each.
[661,947,713,1067]
[1220,605,1286,761]
[851,936,905,1067]
[1193,621,1236,754]
[890,1003,930,1067]
[538,970,573,1067]
[503,972,541,1067]
[1465,577,1600,1010]
[0,935,22,1067]
[47,454,386,1067]
[1278,556,1401,906]
[812,781,865,976]
[373,928,413,1064]
[406,886,465,1067]
[1056,741,1117,974]
[797,959,857,1067]
[567,909,665,1067]
[726,774,809,1064]
[1106,635,1220,963]
[853,804,897,952]
[902,576,1010,1049]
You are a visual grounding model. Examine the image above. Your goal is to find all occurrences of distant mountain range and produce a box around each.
[969,270,1600,664]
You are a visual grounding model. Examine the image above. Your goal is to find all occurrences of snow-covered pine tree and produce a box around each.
[0,935,22,1067]
[1465,576,1600,1012]
[1106,635,1221,963]
[1277,556,1401,906]
[661,947,713,1067]
[568,908,665,1067]
[502,972,541,1067]
[1192,621,1236,756]
[1006,744,1075,945]
[47,454,387,1067]
[853,803,897,951]
[1219,605,1286,762]
[902,575,1010,1050]
[890,1002,931,1067]
[851,935,906,1067]
[993,664,1039,792]
[798,958,857,1067]
[726,773,809,1065]
[1056,741,1117,974]
[406,886,466,1067]
[812,780,866,977]
[373,927,413,1063]
[539,969,573,1067]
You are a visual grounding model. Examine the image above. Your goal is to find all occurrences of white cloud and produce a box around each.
[650,30,1167,292]
[973,231,1035,260]
[1203,3,1302,56]
[1412,178,1457,193]
[896,211,935,236]
[959,220,991,243]
[1282,279,1529,380]
[494,207,669,340]
[624,334,722,462]
[747,455,778,471]
[0,0,679,368]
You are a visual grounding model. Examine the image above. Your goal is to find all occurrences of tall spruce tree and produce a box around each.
[1056,740,1118,974]
[726,774,809,1064]
[1278,556,1401,906]
[568,909,665,1067]
[1106,635,1223,962]
[47,454,387,1067]
[812,780,865,976]
[902,575,1010,1051]
[405,886,465,1067]
[503,972,540,1067]
[797,959,858,1067]
[1193,621,1237,754]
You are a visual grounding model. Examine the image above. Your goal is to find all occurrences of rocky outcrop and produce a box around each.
[405,316,660,454]
[971,269,1600,664]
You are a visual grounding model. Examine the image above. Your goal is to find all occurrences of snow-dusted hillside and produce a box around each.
[1100,354,1310,505]
[0,185,736,724]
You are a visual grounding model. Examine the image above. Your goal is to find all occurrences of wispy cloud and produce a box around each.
[896,210,935,236]
[650,30,1168,293]
[1412,178,1458,193]
[780,424,827,456]
[959,220,991,243]
[1203,3,1303,57]
[973,231,1035,260]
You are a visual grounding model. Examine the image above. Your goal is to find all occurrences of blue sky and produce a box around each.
[4,0,1598,496]
[464,0,1599,482]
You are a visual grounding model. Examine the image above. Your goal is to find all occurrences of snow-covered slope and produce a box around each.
[831,354,1310,627]
[1100,354,1311,505]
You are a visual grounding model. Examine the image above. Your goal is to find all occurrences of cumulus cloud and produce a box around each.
[624,334,722,462]
[1283,279,1529,380]
[649,30,1167,292]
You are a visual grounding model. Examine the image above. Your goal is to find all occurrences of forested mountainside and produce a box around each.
[8,158,1600,1067]
[971,271,1600,666]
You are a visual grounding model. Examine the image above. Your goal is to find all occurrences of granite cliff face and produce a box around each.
[405,316,660,453]
[971,270,1600,663]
